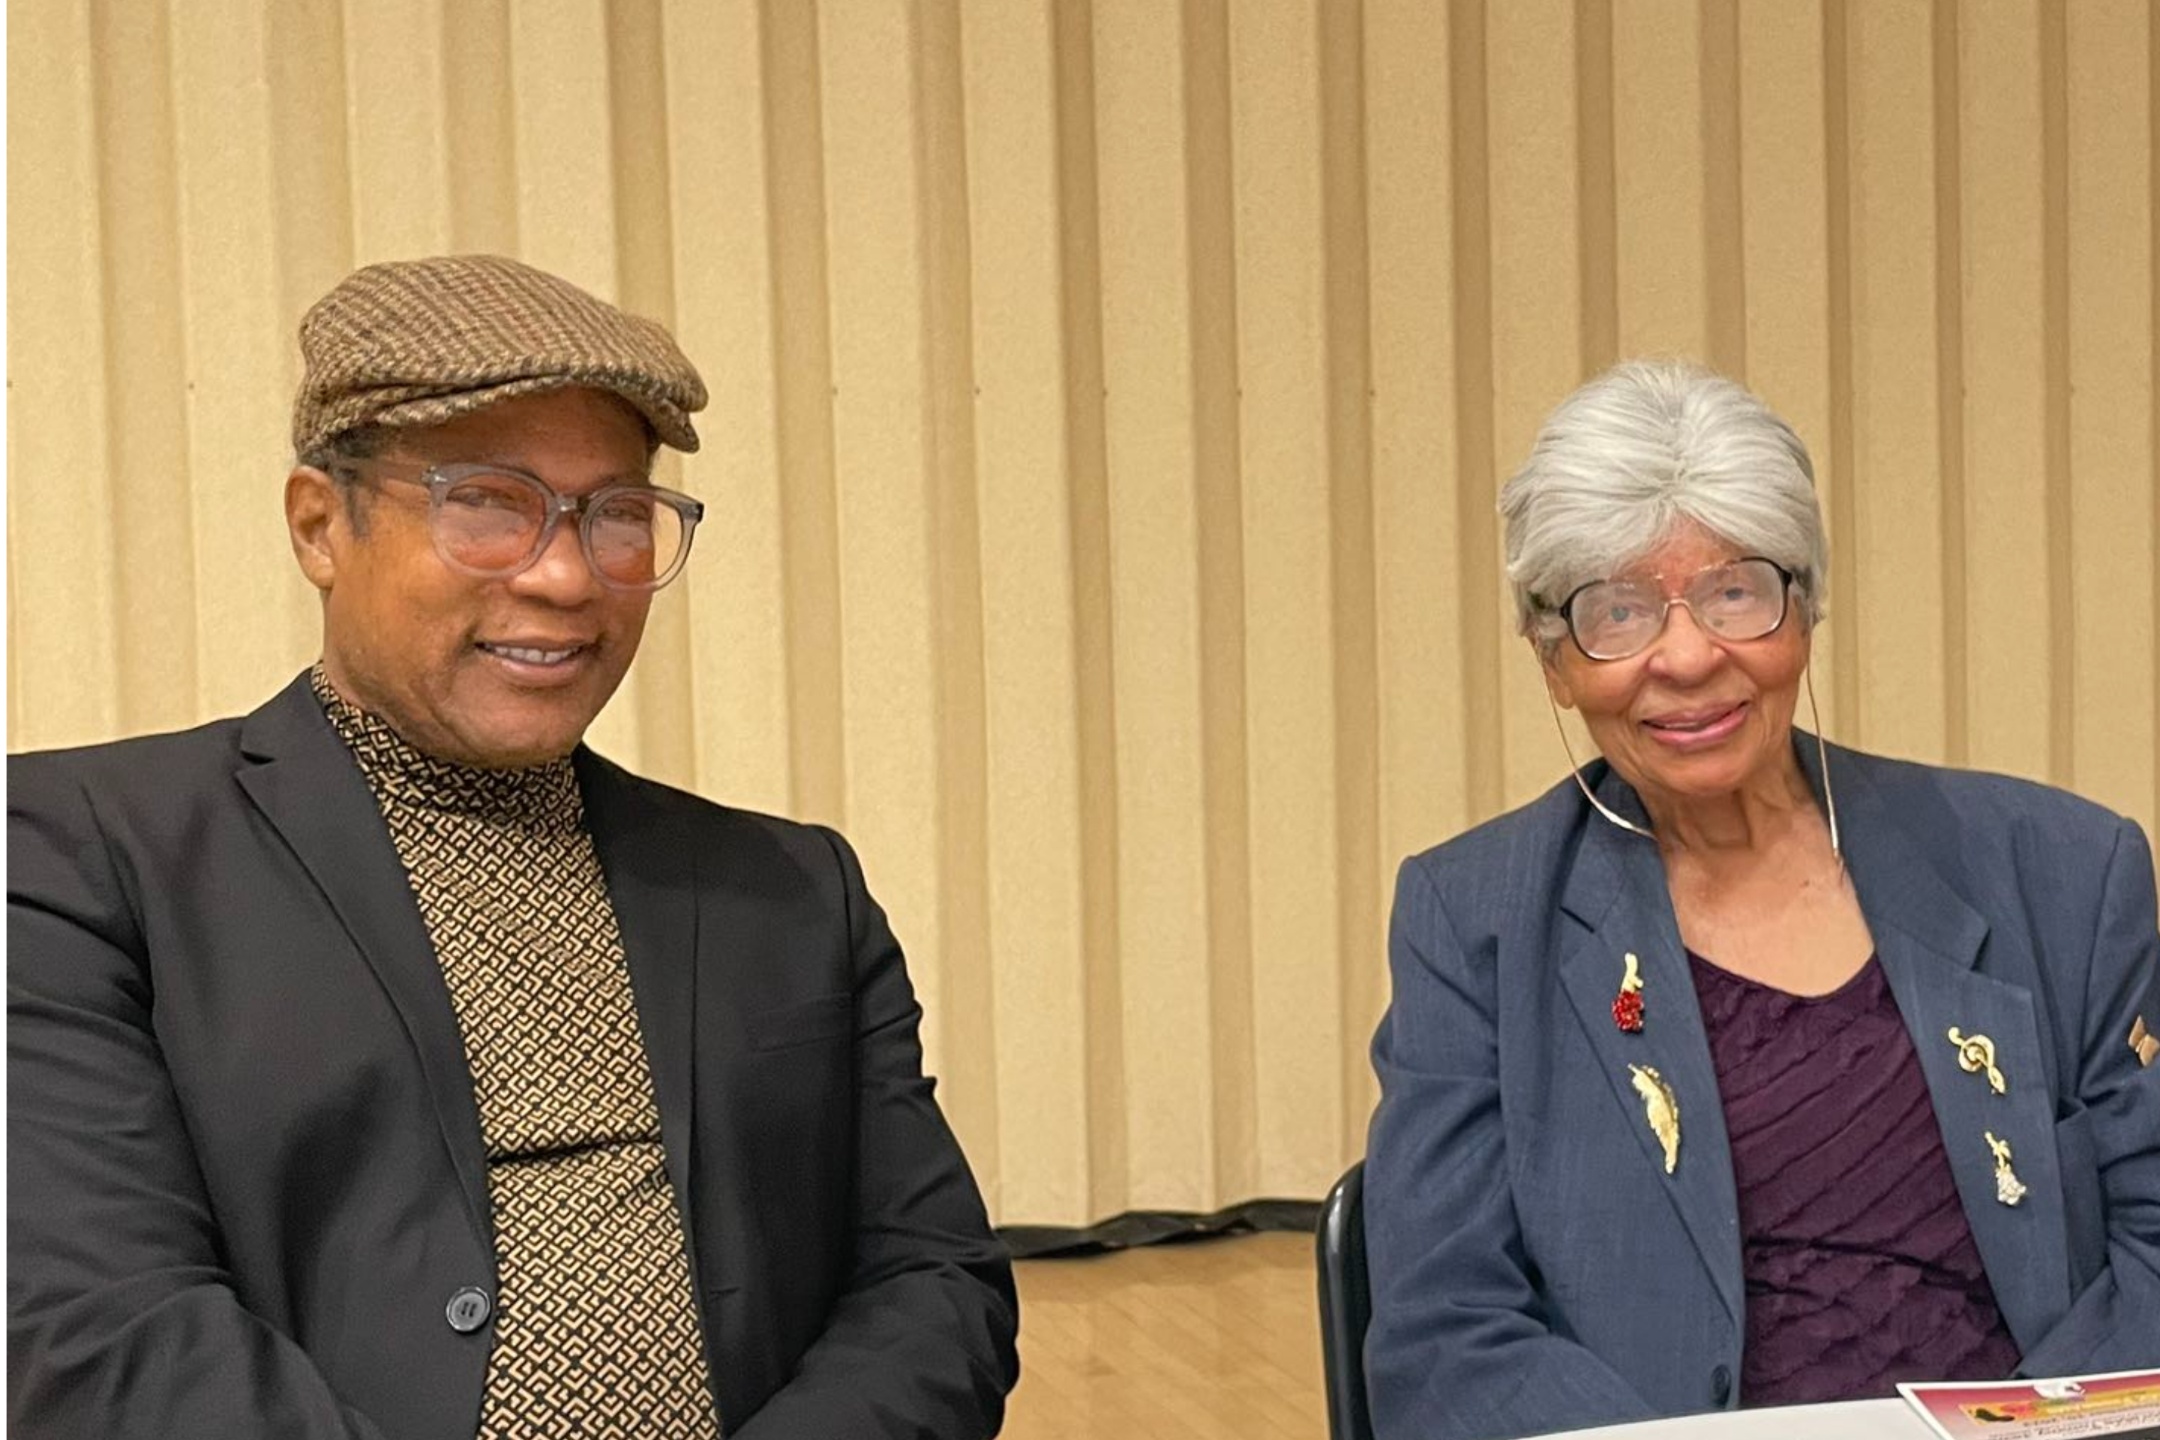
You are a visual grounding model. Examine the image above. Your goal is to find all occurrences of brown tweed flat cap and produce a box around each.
[293,254,707,456]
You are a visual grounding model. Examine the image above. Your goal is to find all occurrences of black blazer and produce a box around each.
[8,673,1018,1438]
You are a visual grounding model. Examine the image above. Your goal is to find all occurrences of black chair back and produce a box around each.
[1315,1160,1373,1440]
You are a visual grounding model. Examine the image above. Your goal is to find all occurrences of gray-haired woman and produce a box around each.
[1362,360,2160,1440]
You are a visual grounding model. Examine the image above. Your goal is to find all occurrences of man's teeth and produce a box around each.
[487,644,578,664]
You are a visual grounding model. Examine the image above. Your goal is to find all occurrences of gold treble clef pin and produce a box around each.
[1947,1028,2007,1096]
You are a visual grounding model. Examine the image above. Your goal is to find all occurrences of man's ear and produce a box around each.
[1536,636,1576,710]
[285,466,345,593]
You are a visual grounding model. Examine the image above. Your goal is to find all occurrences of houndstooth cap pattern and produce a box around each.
[293,254,707,456]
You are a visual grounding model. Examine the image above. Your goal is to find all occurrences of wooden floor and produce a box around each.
[1002,1231,1326,1440]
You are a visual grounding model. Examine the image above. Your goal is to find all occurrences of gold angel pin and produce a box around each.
[1629,1064,1681,1174]
[2132,1015,2157,1069]
[1985,1131,2027,1207]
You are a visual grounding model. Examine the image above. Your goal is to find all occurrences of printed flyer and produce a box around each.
[1898,1371,2160,1440]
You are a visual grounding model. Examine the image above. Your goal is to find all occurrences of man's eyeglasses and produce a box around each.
[1556,557,1795,661]
[349,462,703,592]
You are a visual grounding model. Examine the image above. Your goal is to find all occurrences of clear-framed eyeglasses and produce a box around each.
[1556,556,1796,661]
[352,462,704,592]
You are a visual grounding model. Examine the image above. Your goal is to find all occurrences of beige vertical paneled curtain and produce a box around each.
[8,0,2158,1230]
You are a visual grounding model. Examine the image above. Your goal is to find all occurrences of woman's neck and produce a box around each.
[1638,752,1819,859]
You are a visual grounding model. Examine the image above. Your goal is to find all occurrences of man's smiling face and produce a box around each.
[291,386,658,767]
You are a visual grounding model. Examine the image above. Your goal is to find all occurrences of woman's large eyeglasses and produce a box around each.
[352,462,704,592]
[1557,557,1795,661]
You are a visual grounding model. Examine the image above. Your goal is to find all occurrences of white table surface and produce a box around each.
[1537,1397,1926,1438]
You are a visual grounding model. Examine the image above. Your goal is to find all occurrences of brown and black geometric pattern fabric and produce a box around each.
[314,668,719,1438]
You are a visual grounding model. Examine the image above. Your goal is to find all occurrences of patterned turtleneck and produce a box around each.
[311,666,719,1438]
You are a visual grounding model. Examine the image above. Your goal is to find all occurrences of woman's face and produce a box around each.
[1539,520,1810,810]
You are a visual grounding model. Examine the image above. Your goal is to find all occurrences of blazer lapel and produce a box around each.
[1557,775,1744,1328]
[1823,746,2073,1353]
[579,758,790,1419]
[576,754,700,1248]
[234,674,493,1241]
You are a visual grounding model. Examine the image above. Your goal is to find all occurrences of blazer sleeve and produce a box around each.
[725,826,1019,1440]
[1364,856,1656,1440]
[7,764,391,1440]
[2016,816,2160,1377]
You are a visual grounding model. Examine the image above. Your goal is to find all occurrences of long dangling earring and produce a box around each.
[1548,692,1657,842]
[1805,664,1842,866]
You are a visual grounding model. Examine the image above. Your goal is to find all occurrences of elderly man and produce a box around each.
[8,256,1019,1438]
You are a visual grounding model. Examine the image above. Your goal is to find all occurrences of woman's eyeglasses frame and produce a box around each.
[1554,556,1797,663]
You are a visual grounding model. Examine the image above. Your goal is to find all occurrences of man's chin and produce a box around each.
[444,710,594,769]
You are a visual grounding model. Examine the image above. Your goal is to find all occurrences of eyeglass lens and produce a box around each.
[433,472,690,588]
[1566,558,1788,660]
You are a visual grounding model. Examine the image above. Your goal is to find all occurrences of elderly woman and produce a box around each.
[1362,360,2160,1440]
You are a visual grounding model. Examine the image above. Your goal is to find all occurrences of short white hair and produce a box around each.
[1499,358,1828,645]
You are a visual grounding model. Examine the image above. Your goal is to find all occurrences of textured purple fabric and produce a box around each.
[1688,951,2022,1405]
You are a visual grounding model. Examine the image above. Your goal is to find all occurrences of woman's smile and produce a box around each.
[1640,699,1750,750]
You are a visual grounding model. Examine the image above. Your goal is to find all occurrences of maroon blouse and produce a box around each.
[1688,951,2022,1404]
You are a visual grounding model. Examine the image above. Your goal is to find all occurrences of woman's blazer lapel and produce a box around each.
[1555,778,1745,1331]
[1811,741,2075,1353]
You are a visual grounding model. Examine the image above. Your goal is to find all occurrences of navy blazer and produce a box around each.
[1364,737,2160,1440]
[8,673,1018,1438]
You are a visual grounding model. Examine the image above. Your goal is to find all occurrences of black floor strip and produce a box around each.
[1000,1198,1322,1259]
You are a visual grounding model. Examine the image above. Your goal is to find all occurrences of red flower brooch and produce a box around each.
[1612,951,1645,1033]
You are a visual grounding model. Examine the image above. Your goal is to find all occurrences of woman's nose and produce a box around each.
[1642,601,1724,679]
